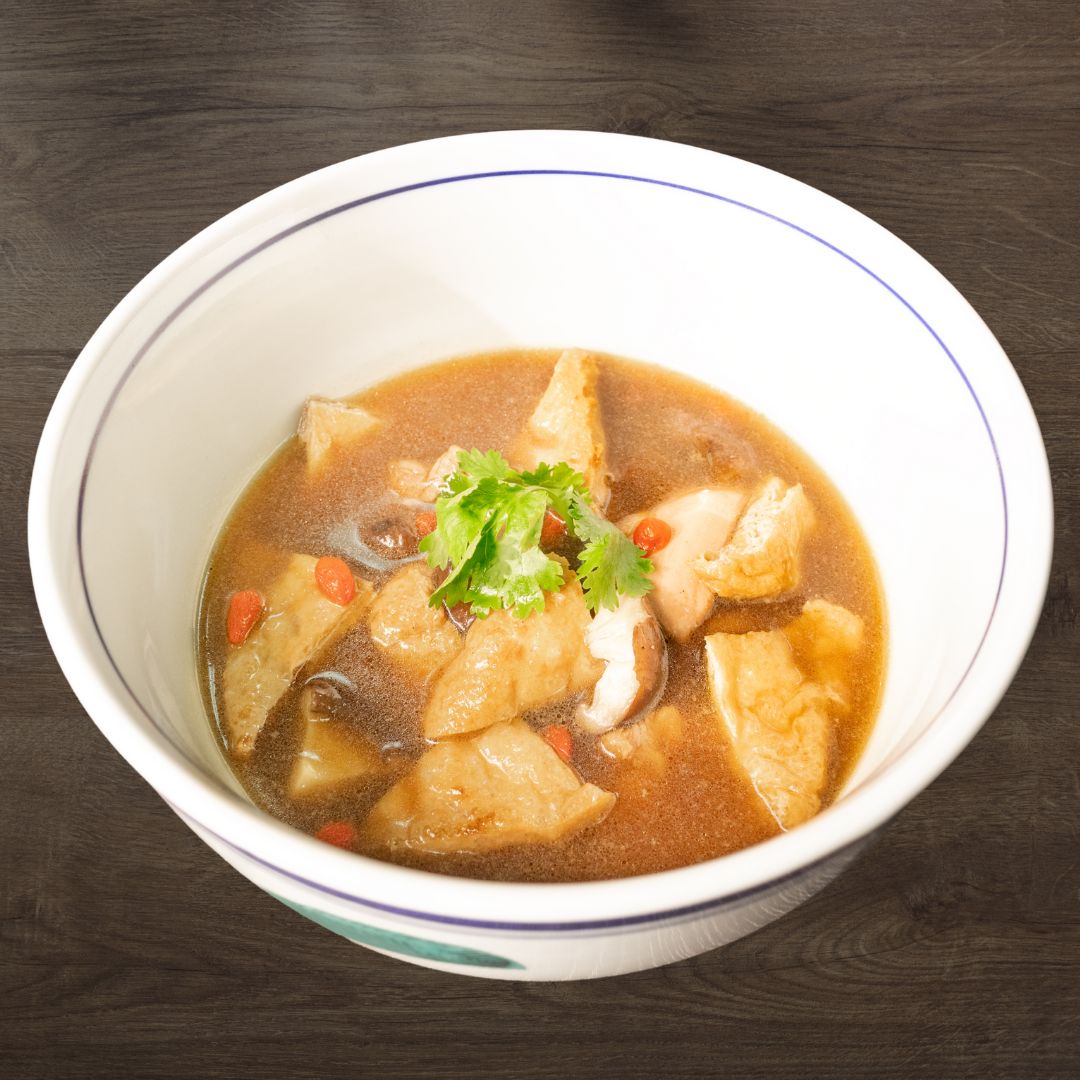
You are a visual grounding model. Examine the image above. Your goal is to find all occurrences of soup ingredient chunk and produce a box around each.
[365,719,615,854]
[599,705,684,774]
[290,725,382,798]
[288,681,386,798]
[359,512,421,560]
[512,348,610,507]
[423,575,603,740]
[298,397,381,475]
[704,629,835,829]
[784,599,864,697]
[222,554,374,758]
[576,596,666,734]
[621,488,746,641]
[368,564,464,681]
[695,477,814,600]
[388,445,465,503]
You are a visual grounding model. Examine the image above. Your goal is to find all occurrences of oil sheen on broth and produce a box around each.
[198,350,886,883]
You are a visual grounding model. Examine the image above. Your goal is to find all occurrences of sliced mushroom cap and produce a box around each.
[575,596,667,735]
[298,677,345,723]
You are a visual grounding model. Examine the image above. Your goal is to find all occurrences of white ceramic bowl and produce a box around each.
[29,131,1052,980]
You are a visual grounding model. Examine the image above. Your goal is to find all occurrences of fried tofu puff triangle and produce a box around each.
[422,574,603,740]
[364,720,615,854]
[704,599,864,830]
[512,348,610,508]
[298,397,381,476]
[368,563,463,682]
[695,477,814,600]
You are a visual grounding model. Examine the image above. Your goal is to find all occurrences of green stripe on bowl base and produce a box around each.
[271,893,525,970]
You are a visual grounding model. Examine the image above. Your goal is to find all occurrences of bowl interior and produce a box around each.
[55,142,1014,854]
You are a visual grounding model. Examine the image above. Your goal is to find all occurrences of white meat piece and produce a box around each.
[704,629,835,830]
[297,397,381,475]
[784,598,865,700]
[422,575,602,740]
[512,348,610,507]
[620,487,747,641]
[387,445,464,502]
[364,719,615,854]
[695,477,815,600]
[368,564,463,681]
[598,705,684,774]
[222,554,374,758]
[576,596,666,734]
[287,682,386,797]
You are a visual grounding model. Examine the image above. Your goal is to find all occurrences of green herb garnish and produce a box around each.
[419,449,653,618]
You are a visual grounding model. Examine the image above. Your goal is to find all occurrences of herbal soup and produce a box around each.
[199,350,885,882]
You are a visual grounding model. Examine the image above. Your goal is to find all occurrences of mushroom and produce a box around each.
[299,675,348,722]
[575,596,667,735]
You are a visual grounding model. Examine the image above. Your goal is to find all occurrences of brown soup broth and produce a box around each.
[198,350,886,882]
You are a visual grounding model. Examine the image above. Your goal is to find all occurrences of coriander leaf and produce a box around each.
[426,520,494,609]
[575,525,654,613]
[518,461,590,519]
[488,485,550,551]
[454,448,512,481]
[565,488,654,612]
[482,542,565,618]
[420,449,652,618]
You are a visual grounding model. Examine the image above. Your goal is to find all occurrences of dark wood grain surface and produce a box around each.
[2,2,1078,1077]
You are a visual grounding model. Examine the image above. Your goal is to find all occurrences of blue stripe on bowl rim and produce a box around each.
[170,798,877,935]
[75,167,1008,932]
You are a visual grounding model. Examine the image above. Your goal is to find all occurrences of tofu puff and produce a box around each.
[365,720,615,855]
[705,600,865,830]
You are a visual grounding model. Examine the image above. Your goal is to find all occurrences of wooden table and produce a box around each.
[3,3,1077,1076]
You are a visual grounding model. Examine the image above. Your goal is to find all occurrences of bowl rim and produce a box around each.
[28,130,1054,929]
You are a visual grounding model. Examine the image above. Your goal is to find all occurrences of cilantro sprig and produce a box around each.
[419,450,653,618]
